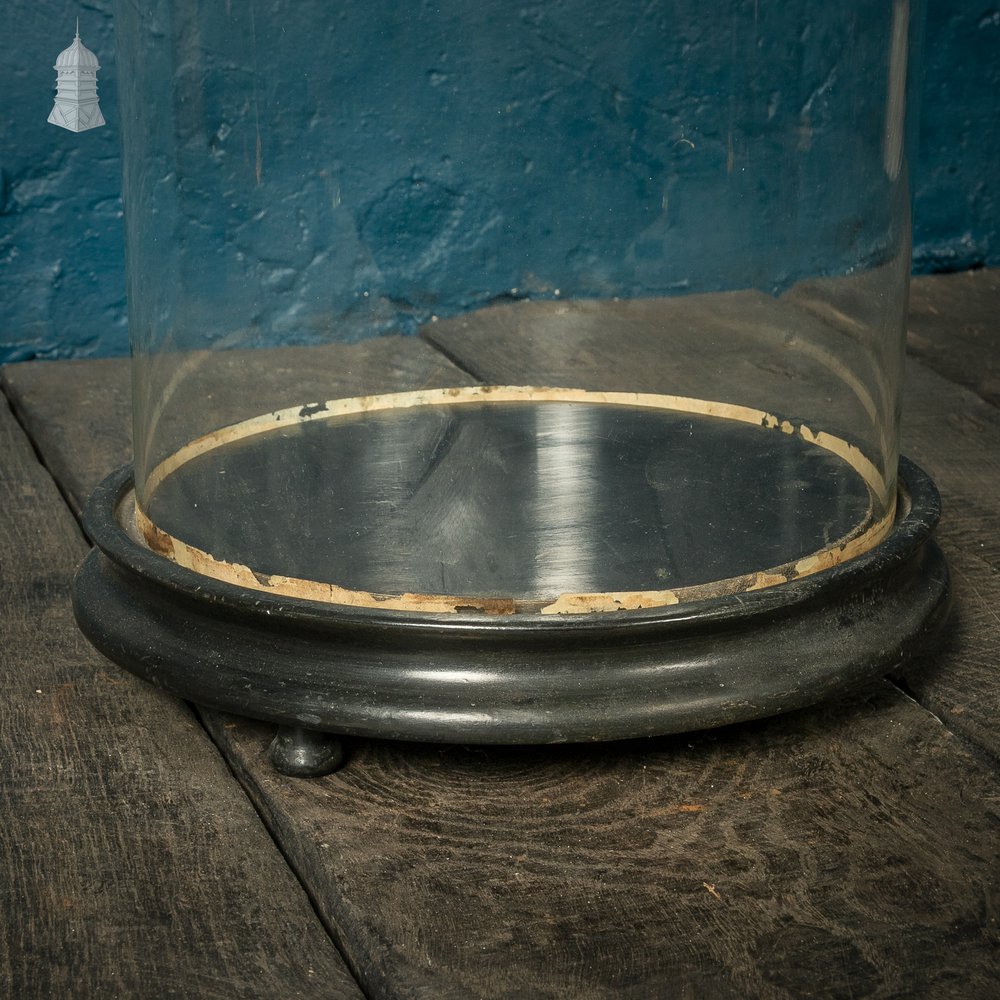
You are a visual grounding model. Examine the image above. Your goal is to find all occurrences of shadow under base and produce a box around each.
[73,452,948,773]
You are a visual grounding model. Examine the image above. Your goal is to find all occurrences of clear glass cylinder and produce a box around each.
[117,0,923,614]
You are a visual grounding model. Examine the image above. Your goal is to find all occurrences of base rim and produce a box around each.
[73,458,949,744]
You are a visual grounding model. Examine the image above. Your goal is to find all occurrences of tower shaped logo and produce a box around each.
[48,19,106,132]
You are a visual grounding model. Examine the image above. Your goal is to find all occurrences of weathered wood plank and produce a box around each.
[423,291,884,445]
[905,269,1000,409]
[775,267,1000,764]
[2,356,132,516]
[206,693,1000,1000]
[2,338,475,517]
[8,304,1000,998]
[0,394,363,997]
[898,272,1000,752]
[784,265,1000,411]
[896,357,1000,762]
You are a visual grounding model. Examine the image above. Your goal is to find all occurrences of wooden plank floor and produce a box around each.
[0,377,363,997]
[3,271,1000,998]
[906,269,1000,410]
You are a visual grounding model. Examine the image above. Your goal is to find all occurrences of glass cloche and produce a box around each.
[75,0,947,775]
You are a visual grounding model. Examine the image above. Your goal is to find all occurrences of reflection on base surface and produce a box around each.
[142,390,885,609]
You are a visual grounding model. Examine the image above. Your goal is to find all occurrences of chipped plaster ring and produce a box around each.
[135,385,894,614]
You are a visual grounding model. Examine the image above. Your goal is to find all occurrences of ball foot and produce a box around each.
[268,726,345,777]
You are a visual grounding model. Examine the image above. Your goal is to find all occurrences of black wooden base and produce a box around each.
[73,459,948,764]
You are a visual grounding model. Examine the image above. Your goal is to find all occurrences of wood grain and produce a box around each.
[896,356,1000,763]
[780,266,1000,763]
[422,291,886,444]
[7,287,1000,998]
[905,269,1000,409]
[130,337,480,494]
[205,691,1000,1000]
[0,393,362,997]
[2,356,131,516]
[1,338,476,517]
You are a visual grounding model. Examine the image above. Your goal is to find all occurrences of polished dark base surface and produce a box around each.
[145,397,878,600]
[74,458,948,760]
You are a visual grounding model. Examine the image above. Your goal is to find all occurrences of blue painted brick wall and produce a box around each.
[0,0,997,362]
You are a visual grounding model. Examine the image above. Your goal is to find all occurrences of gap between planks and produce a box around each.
[0,374,373,1000]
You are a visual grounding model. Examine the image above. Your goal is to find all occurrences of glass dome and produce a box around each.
[116,0,920,613]
[74,0,947,770]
